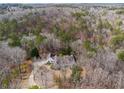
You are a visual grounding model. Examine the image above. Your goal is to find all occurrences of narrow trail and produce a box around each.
[28,71,36,86]
[19,59,48,88]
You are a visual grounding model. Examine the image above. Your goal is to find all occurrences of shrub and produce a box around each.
[46,61,52,66]
[29,85,40,89]
[11,68,19,78]
[59,46,73,55]
[30,47,39,58]
[58,31,73,44]
[71,65,82,83]
[72,11,88,20]
[2,78,9,88]
[116,9,124,14]
[8,38,21,47]
[35,35,45,47]
[57,29,77,45]
[97,19,112,30]
[42,10,46,15]
[110,34,124,47]
[116,19,123,26]
[8,33,21,47]
[87,51,96,58]
[116,49,124,61]
[83,40,97,53]
[112,27,122,35]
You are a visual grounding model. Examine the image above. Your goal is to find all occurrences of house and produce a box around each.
[7,6,23,12]
[47,53,57,64]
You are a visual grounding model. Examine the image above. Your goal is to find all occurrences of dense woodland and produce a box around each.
[0,4,124,89]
